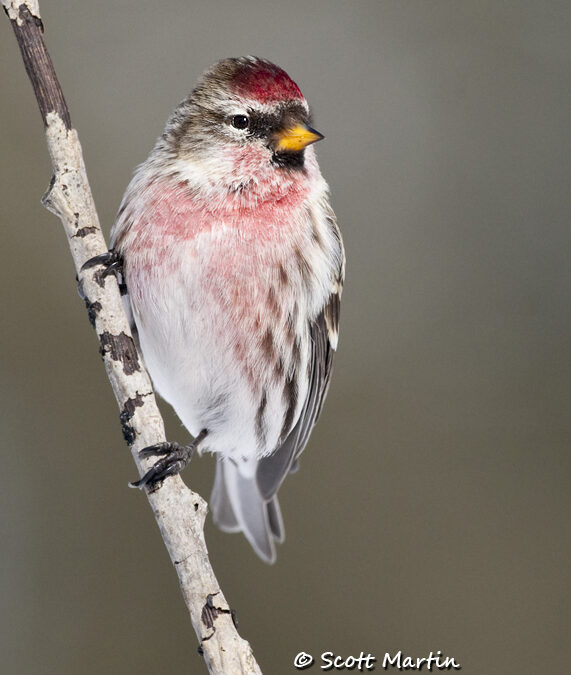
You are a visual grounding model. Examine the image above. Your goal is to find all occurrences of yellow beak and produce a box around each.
[274,124,324,152]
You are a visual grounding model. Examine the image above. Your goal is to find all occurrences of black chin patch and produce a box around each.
[271,150,305,170]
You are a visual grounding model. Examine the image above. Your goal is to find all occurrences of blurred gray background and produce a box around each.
[1,1,570,673]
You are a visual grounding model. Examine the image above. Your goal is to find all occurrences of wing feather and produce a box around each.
[257,289,340,501]
[257,202,344,502]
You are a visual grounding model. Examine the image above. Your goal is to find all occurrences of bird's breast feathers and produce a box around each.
[112,164,342,459]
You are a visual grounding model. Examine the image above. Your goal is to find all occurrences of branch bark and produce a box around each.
[2,3,262,673]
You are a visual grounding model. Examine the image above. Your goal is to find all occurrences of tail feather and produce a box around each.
[210,459,284,563]
[210,460,240,533]
[267,495,285,543]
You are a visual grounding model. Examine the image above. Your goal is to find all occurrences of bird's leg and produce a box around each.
[130,429,208,489]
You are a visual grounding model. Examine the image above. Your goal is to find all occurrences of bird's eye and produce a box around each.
[231,114,250,130]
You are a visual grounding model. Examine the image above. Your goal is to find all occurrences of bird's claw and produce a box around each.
[138,442,174,459]
[130,430,207,490]
[81,249,124,280]
[129,442,193,489]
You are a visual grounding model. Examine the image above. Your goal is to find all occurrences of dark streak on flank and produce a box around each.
[279,336,301,440]
[279,371,298,443]
[116,202,127,219]
[255,389,268,448]
[324,291,340,339]
[267,285,279,314]
[99,331,141,375]
[285,308,297,343]
[278,263,288,286]
[294,246,312,289]
[291,333,302,367]
[274,356,285,380]
[261,327,274,361]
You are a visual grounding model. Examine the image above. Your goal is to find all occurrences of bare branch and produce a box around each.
[2,2,262,673]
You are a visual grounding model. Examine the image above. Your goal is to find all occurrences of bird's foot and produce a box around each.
[81,249,125,288]
[130,430,207,490]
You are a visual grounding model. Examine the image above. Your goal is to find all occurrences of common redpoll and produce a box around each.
[110,56,345,563]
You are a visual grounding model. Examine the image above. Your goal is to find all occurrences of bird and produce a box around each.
[110,56,345,563]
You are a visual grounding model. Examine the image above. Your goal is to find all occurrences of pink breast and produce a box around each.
[131,172,310,245]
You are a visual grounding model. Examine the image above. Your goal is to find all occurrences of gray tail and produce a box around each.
[210,459,284,564]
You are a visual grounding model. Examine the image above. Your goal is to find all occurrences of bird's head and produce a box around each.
[160,57,324,187]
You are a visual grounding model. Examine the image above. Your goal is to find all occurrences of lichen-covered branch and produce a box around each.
[2,2,262,673]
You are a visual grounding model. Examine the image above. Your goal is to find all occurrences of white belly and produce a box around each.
[126,230,318,463]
